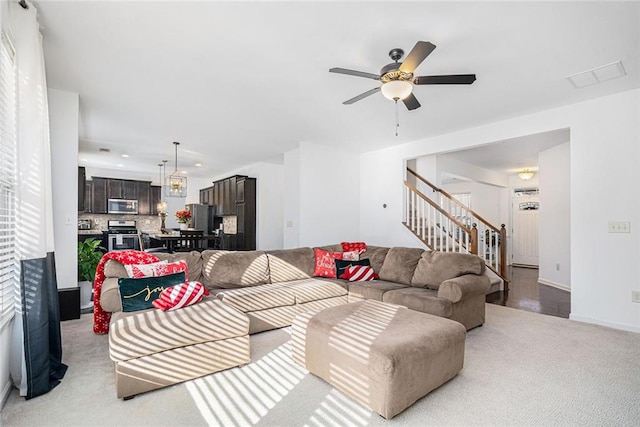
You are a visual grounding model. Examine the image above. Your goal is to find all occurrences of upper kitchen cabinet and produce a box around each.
[150,185,161,215]
[92,178,108,213]
[108,179,137,199]
[136,181,151,215]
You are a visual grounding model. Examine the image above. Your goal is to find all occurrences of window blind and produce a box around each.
[0,31,17,329]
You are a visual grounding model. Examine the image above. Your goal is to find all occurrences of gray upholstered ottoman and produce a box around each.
[291,299,466,419]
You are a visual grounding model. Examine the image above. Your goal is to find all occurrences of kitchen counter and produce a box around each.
[77,230,104,235]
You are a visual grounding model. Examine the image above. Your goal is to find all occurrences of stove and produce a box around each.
[107,220,138,234]
[107,220,140,251]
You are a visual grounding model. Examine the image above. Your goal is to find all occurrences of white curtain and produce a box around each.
[8,0,66,398]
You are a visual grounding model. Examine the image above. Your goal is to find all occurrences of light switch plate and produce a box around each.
[632,291,640,303]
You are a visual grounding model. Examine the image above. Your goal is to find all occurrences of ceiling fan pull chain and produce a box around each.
[395,100,400,136]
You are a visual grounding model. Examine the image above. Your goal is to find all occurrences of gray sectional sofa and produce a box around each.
[101,244,490,331]
[101,244,490,399]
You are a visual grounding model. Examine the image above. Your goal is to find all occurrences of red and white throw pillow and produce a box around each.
[339,265,379,282]
[342,251,360,261]
[124,261,167,278]
[125,260,189,280]
[341,242,367,255]
[152,281,209,311]
[313,248,344,278]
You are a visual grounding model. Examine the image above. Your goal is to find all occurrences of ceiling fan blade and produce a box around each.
[343,87,381,104]
[330,67,380,80]
[414,74,477,85]
[402,92,421,110]
[399,41,436,73]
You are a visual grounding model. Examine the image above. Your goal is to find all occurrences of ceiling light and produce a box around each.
[166,141,187,198]
[181,170,188,174]
[121,154,129,158]
[380,80,412,101]
[194,163,202,167]
[518,169,535,180]
[116,164,124,167]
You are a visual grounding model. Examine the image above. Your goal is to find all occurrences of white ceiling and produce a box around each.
[34,1,640,179]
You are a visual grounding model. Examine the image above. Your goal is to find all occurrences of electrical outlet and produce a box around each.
[145,220,151,224]
[286,220,294,228]
[632,291,640,303]
[608,221,631,233]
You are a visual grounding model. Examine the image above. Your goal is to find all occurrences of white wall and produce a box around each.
[48,88,79,289]
[538,142,571,289]
[284,142,360,248]
[283,149,300,248]
[359,89,640,332]
[441,181,505,226]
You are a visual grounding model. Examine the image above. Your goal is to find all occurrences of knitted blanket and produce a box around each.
[93,251,160,334]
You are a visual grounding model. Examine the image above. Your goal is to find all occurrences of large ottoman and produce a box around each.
[109,297,250,399]
[291,299,466,419]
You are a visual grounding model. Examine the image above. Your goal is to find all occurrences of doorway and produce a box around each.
[511,189,539,267]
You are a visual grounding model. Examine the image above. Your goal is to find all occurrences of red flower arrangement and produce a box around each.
[175,209,192,223]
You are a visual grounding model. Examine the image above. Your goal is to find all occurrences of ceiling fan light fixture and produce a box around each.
[381,80,412,101]
[518,169,535,181]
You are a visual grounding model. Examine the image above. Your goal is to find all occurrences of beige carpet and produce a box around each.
[2,304,640,426]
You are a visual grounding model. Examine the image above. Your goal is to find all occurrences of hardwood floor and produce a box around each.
[486,266,571,318]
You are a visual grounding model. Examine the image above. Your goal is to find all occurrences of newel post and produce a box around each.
[470,224,478,255]
[500,224,509,292]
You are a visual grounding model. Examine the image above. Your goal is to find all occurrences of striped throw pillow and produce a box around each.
[340,265,379,282]
[152,281,209,311]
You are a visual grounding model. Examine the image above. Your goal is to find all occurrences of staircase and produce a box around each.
[404,167,510,291]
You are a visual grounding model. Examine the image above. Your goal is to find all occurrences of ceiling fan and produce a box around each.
[329,41,476,111]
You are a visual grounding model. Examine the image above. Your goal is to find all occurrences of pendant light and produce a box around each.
[165,141,187,197]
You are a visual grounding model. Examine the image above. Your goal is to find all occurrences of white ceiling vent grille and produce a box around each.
[567,61,626,88]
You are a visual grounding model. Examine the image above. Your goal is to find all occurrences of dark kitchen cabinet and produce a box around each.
[84,181,93,213]
[108,179,137,200]
[78,167,86,212]
[136,181,151,215]
[150,185,161,215]
[92,178,108,214]
[200,175,255,250]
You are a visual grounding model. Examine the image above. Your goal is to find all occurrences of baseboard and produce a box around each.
[569,314,640,334]
[537,278,570,292]
[1,379,12,411]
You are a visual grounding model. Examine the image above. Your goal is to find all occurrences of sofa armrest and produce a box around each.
[437,274,490,303]
[100,277,123,313]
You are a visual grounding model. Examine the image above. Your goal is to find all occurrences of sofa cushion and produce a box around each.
[109,297,249,362]
[215,282,296,312]
[382,287,453,318]
[154,252,203,282]
[411,251,486,290]
[359,246,389,273]
[348,280,407,302]
[280,278,348,304]
[201,250,270,289]
[266,248,315,282]
[378,247,424,285]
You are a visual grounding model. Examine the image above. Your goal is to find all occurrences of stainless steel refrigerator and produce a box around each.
[185,203,214,235]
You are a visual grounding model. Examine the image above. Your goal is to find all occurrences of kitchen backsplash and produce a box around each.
[78,213,162,233]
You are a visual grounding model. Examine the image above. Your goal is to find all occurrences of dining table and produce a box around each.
[146,230,221,253]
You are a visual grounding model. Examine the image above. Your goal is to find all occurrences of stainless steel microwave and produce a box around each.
[107,199,138,215]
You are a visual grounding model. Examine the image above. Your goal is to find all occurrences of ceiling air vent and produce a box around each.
[566,61,626,88]
[98,148,111,153]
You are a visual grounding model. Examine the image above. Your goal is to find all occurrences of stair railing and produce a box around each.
[405,167,509,290]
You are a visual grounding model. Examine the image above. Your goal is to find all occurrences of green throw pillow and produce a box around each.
[118,272,186,312]
[334,259,371,279]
